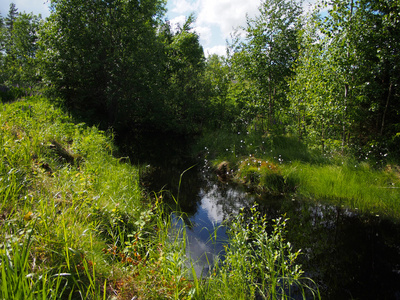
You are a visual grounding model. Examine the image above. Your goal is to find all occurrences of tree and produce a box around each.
[204,54,233,128]
[0,3,41,94]
[39,0,167,130]
[3,13,42,88]
[5,3,18,32]
[289,0,400,157]
[0,14,5,84]
[4,3,18,58]
[160,15,208,133]
[289,16,346,150]
[229,0,303,133]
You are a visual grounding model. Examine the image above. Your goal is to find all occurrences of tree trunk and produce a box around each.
[380,82,392,136]
[268,72,272,129]
[342,83,348,151]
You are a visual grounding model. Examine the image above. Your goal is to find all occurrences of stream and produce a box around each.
[119,132,400,300]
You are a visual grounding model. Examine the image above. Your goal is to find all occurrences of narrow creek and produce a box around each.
[118,132,400,300]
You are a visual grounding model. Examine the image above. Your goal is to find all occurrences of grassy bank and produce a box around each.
[195,129,400,220]
[1,97,319,299]
[0,97,154,298]
[0,97,199,298]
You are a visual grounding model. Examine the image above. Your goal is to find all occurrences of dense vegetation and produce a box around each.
[1,0,399,298]
[1,0,398,154]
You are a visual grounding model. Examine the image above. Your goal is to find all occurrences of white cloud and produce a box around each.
[170,0,198,14]
[169,15,187,32]
[200,187,224,224]
[166,0,321,56]
[197,0,260,39]
[195,25,212,45]
[166,0,261,49]
[204,45,227,57]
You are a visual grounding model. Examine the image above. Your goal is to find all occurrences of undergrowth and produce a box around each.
[194,204,320,300]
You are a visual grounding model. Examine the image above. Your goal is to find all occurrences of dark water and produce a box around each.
[118,132,400,300]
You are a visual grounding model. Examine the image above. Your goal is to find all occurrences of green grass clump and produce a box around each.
[196,129,400,219]
[236,158,295,195]
[287,161,400,217]
[193,204,320,299]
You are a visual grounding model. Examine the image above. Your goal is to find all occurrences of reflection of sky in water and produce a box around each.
[199,186,224,224]
[185,181,254,276]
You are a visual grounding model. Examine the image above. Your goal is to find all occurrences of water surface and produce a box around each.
[119,132,400,300]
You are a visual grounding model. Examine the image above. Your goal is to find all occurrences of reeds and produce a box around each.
[191,205,320,299]
[288,161,400,217]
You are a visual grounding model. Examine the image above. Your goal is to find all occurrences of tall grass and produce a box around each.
[0,97,154,298]
[286,161,400,217]
[191,205,320,300]
[195,128,400,219]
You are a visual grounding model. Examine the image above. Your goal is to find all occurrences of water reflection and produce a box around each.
[175,166,400,299]
[119,132,400,300]
[183,169,255,275]
[255,197,400,300]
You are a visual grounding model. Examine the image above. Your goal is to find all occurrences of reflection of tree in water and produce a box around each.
[257,197,400,300]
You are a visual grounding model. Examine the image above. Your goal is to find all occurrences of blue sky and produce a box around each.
[1,0,318,57]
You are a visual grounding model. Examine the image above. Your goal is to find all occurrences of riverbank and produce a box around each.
[0,97,156,298]
[194,129,400,220]
[1,97,318,299]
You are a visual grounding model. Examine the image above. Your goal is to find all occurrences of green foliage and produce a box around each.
[160,15,208,133]
[204,54,237,129]
[196,204,319,299]
[289,0,400,157]
[0,4,42,98]
[39,0,167,130]
[38,1,210,135]
[227,0,303,133]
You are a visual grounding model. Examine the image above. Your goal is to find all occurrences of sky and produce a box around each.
[1,0,318,57]
[166,0,262,56]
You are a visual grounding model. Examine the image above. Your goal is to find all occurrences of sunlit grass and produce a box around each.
[0,97,156,298]
[196,128,400,219]
[287,161,400,218]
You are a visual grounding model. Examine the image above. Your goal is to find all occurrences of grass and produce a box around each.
[1,97,319,299]
[193,204,320,300]
[287,162,400,217]
[0,97,161,299]
[195,128,400,219]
